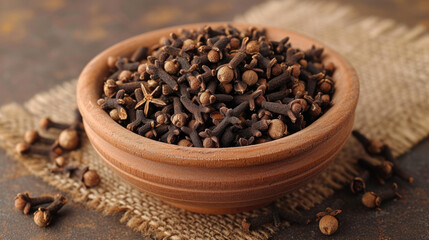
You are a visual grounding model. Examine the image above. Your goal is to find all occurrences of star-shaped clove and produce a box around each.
[135,83,166,116]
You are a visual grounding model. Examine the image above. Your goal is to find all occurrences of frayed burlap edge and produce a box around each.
[1,0,429,239]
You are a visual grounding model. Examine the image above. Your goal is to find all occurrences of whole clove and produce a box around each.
[316,199,344,236]
[14,193,54,215]
[318,215,339,236]
[358,158,393,184]
[361,183,401,208]
[51,164,101,188]
[58,129,80,150]
[352,130,386,156]
[382,145,414,183]
[16,141,63,165]
[33,194,66,227]
[350,170,370,194]
[24,130,56,145]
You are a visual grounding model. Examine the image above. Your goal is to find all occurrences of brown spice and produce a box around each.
[361,183,401,208]
[33,194,66,227]
[58,129,80,150]
[98,25,336,148]
[268,119,287,139]
[14,193,54,215]
[319,215,338,235]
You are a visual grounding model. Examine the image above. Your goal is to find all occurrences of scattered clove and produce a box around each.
[24,130,56,145]
[75,167,101,188]
[51,164,101,188]
[316,199,344,236]
[39,117,71,130]
[39,109,84,131]
[58,129,80,150]
[33,194,66,227]
[318,215,339,236]
[350,170,370,194]
[352,130,386,156]
[242,203,316,232]
[14,193,54,215]
[16,141,63,166]
[382,145,414,183]
[358,158,393,184]
[361,183,401,209]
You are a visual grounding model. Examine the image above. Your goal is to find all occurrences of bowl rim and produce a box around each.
[77,22,359,168]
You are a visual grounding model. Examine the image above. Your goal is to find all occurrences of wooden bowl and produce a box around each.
[77,22,359,214]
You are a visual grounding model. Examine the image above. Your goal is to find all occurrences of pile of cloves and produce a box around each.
[350,130,413,209]
[14,192,67,227]
[99,25,336,148]
[15,109,100,188]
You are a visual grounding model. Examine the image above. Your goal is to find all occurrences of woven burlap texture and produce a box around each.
[1,0,429,239]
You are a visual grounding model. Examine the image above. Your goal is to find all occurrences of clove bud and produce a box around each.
[33,194,66,227]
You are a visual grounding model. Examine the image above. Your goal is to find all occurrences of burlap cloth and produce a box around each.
[1,0,429,239]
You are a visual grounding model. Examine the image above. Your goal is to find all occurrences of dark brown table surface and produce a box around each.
[1,1,428,239]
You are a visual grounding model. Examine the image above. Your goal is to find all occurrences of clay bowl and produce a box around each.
[77,22,359,214]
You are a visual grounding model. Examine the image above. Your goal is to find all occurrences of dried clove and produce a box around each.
[358,158,393,184]
[135,84,167,117]
[16,142,63,165]
[267,65,291,92]
[316,199,344,236]
[261,100,302,123]
[180,95,211,125]
[350,170,370,194]
[319,215,339,236]
[233,88,263,111]
[242,203,313,232]
[24,130,56,145]
[181,124,203,148]
[14,193,54,215]
[352,130,386,156]
[74,167,101,188]
[382,145,414,183]
[39,117,70,130]
[58,129,80,151]
[361,183,401,208]
[160,125,181,144]
[171,97,188,127]
[51,164,101,188]
[146,61,179,91]
[33,194,66,227]
[239,114,270,139]
[177,138,193,147]
[268,119,287,139]
[97,89,128,120]
[104,79,142,98]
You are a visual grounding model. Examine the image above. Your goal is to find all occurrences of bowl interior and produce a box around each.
[77,22,359,168]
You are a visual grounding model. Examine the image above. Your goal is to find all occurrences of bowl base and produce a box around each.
[164,200,271,214]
